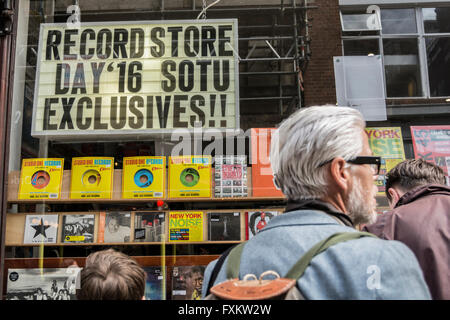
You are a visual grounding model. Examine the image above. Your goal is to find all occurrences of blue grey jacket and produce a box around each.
[201,209,431,299]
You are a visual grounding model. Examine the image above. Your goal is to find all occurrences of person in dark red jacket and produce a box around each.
[363,159,449,300]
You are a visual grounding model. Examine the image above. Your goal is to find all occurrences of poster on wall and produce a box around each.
[31,20,239,141]
[365,127,406,195]
[410,125,450,185]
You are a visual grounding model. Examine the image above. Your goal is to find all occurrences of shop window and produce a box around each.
[383,38,422,97]
[343,39,380,56]
[426,36,450,97]
[423,7,450,33]
[340,12,381,32]
[380,8,417,34]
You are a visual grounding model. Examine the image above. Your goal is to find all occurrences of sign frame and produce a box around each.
[31,19,240,142]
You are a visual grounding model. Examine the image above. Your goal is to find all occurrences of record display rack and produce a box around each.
[4,209,283,247]
[6,168,288,203]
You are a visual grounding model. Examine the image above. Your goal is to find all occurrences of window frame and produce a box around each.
[341,5,450,99]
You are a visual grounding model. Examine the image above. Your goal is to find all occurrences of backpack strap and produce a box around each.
[225,241,247,279]
[284,231,377,279]
[205,243,244,296]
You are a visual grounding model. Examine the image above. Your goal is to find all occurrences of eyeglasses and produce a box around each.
[318,156,381,176]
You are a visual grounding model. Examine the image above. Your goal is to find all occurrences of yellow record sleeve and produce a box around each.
[168,211,204,242]
[122,156,166,199]
[18,158,64,200]
[168,156,211,198]
[70,157,114,199]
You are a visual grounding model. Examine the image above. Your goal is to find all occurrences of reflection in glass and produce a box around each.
[341,13,381,31]
[426,37,450,96]
[343,39,380,56]
[423,7,450,33]
[381,9,417,34]
[383,39,422,97]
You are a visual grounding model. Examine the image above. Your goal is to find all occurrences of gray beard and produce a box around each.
[347,177,377,226]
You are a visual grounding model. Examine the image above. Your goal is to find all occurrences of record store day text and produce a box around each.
[32,20,238,139]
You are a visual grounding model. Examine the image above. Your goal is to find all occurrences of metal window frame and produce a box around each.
[341,5,450,99]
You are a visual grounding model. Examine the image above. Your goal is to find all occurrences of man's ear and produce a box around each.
[387,187,401,209]
[329,157,352,194]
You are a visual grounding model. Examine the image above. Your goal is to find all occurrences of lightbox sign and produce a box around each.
[31,19,239,140]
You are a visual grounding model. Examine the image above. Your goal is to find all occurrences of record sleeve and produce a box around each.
[100,212,131,243]
[171,265,205,300]
[23,214,59,244]
[208,212,241,241]
[246,211,280,240]
[7,267,81,300]
[251,128,284,197]
[18,158,64,200]
[169,156,211,198]
[169,211,204,242]
[134,211,166,242]
[70,157,114,199]
[122,156,166,199]
[61,214,95,243]
[144,266,166,300]
[214,155,248,198]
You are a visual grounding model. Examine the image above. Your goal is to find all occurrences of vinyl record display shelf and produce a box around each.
[6,168,288,204]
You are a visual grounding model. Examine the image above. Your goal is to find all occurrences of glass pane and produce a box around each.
[341,13,381,31]
[383,39,422,97]
[381,9,417,34]
[343,39,380,56]
[423,7,450,33]
[426,37,450,96]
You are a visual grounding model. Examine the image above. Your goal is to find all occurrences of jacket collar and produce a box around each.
[395,184,450,208]
[283,199,354,227]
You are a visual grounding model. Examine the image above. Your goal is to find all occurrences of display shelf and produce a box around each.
[4,209,267,247]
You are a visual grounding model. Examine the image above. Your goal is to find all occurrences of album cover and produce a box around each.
[70,157,114,199]
[208,212,241,241]
[214,155,248,198]
[169,211,204,242]
[169,156,211,198]
[23,214,59,244]
[122,156,166,199]
[6,267,81,300]
[134,212,166,242]
[102,212,131,243]
[247,211,280,239]
[61,214,95,243]
[144,266,165,300]
[171,265,205,300]
[18,158,64,200]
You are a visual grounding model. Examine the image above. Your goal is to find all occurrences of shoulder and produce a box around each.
[299,236,431,299]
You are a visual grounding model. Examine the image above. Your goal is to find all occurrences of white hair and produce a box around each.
[270,105,366,200]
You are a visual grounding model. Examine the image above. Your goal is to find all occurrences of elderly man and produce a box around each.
[364,159,450,300]
[202,105,430,299]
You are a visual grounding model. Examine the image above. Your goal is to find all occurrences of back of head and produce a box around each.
[270,105,366,200]
[77,249,146,300]
[385,158,446,201]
